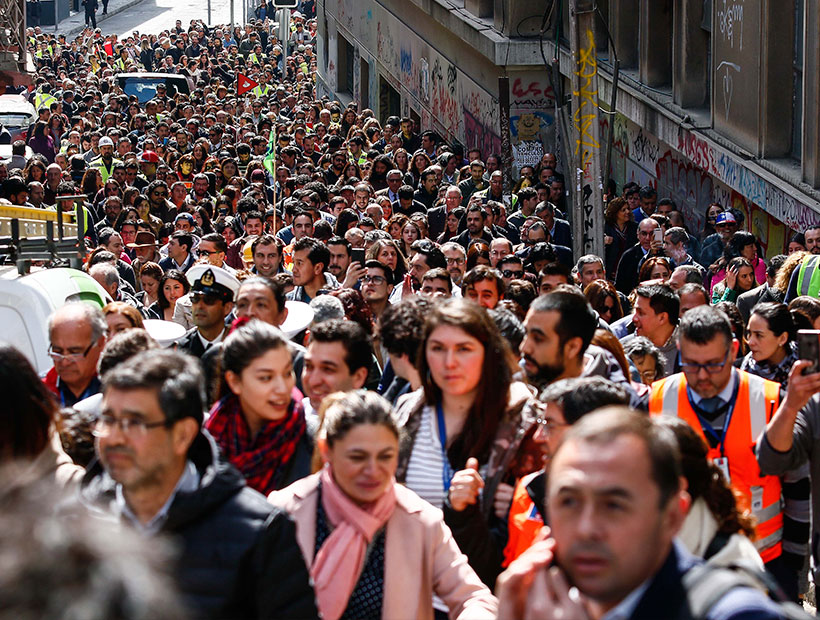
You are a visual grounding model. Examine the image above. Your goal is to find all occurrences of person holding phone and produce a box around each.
[498,408,784,619]
[756,338,820,592]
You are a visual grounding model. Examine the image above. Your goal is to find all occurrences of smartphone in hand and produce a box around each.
[797,330,820,375]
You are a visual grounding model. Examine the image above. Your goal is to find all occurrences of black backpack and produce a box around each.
[680,561,810,620]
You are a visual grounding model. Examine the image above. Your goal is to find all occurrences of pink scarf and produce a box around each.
[311,466,397,620]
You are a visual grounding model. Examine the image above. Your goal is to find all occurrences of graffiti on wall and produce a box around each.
[430,56,459,137]
[573,28,600,184]
[509,75,556,172]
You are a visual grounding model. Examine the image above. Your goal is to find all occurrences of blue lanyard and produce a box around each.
[436,402,455,492]
[687,375,741,458]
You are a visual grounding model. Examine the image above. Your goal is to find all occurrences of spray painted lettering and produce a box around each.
[573,29,599,183]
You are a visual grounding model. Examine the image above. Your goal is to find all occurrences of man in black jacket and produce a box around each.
[81,350,319,620]
[615,217,661,295]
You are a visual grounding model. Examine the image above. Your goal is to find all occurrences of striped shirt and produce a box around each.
[404,405,488,510]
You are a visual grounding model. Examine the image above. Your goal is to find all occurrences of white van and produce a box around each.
[0,267,111,374]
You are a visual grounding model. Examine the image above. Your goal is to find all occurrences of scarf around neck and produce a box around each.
[311,466,397,620]
[205,393,306,495]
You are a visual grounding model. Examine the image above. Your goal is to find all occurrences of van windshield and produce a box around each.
[120,78,166,103]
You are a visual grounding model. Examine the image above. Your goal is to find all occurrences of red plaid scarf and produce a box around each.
[206,393,307,495]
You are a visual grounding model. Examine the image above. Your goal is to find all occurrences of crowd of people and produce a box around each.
[3,7,820,619]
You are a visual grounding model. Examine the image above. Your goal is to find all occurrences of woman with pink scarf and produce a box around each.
[269,390,497,620]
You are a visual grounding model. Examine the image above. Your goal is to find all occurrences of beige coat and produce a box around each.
[269,473,498,620]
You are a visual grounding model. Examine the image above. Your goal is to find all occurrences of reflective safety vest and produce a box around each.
[33,92,57,111]
[90,156,121,183]
[252,83,270,98]
[796,255,820,298]
[649,370,783,563]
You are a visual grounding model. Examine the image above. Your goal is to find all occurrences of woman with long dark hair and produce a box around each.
[712,256,757,304]
[145,269,189,321]
[366,238,407,280]
[741,302,799,388]
[0,345,83,486]
[603,196,638,281]
[206,319,313,494]
[584,279,624,325]
[658,417,762,568]
[395,298,535,588]
[710,231,766,295]
[29,121,56,163]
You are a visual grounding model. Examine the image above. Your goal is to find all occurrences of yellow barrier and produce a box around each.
[0,217,78,237]
[0,205,74,223]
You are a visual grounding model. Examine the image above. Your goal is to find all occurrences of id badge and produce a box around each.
[714,457,731,484]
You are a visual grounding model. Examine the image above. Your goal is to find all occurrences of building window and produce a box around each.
[337,35,354,96]
[791,0,804,160]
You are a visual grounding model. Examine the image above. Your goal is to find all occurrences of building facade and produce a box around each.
[316,0,820,256]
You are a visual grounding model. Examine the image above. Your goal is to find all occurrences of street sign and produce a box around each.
[272,0,298,7]
[237,73,258,96]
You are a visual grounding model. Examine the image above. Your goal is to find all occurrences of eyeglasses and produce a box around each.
[191,292,221,305]
[92,415,170,438]
[361,275,386,285]
[535,416,570,435]
[197,249,220,257]
[445,257,465,265]
[48,340,97,363]
[679,350,731,375]
[152,191,168,197]
[502,270,524,279]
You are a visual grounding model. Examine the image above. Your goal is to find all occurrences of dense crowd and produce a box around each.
[2,7,820,620]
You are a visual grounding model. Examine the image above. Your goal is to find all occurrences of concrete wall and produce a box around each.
[316,0,820,248]
[317,0,561,161]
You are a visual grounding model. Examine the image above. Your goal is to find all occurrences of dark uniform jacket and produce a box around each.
[79,431,320,620]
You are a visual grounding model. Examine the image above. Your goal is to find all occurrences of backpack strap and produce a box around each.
[681,563,763,619]
[682,562,810,620]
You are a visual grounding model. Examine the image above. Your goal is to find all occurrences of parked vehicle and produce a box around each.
[114,73,191,103]
[0,95,38,142]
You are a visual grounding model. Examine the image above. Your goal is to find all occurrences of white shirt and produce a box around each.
[196,326,227,351]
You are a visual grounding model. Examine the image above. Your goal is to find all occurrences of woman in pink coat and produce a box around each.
[268,390,497,620]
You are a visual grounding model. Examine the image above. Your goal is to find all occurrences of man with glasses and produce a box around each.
[146,179,176,222]
[615,217,662,295]
[441,242,467,287]
[376,169,403,204]
[503,377,629,566]
[497,255,525,287]
[82,349,318,618]
[197,232,236,274]
[650,305,788,587]
[361,260,394,320]
[176,265,239,360]
[43,302,107,407]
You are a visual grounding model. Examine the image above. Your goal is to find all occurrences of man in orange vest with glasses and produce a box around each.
[649,306,798,598]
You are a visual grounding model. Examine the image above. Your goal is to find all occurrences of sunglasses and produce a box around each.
[502,270,524,279]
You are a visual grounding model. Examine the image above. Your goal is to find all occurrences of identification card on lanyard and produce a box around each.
[713,457,731,484]
[436,403,455,492]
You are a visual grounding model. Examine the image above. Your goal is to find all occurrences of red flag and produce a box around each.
[237,73,258,96]
[103,41,113,56]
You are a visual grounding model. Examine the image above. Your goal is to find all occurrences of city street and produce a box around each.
[66,0,254,39]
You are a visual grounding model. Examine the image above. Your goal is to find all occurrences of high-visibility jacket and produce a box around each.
[649,370,783,563]
[252,83,270,98]
[503,471,545,568]
[89,156,122,183]
[796,255,820,298]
